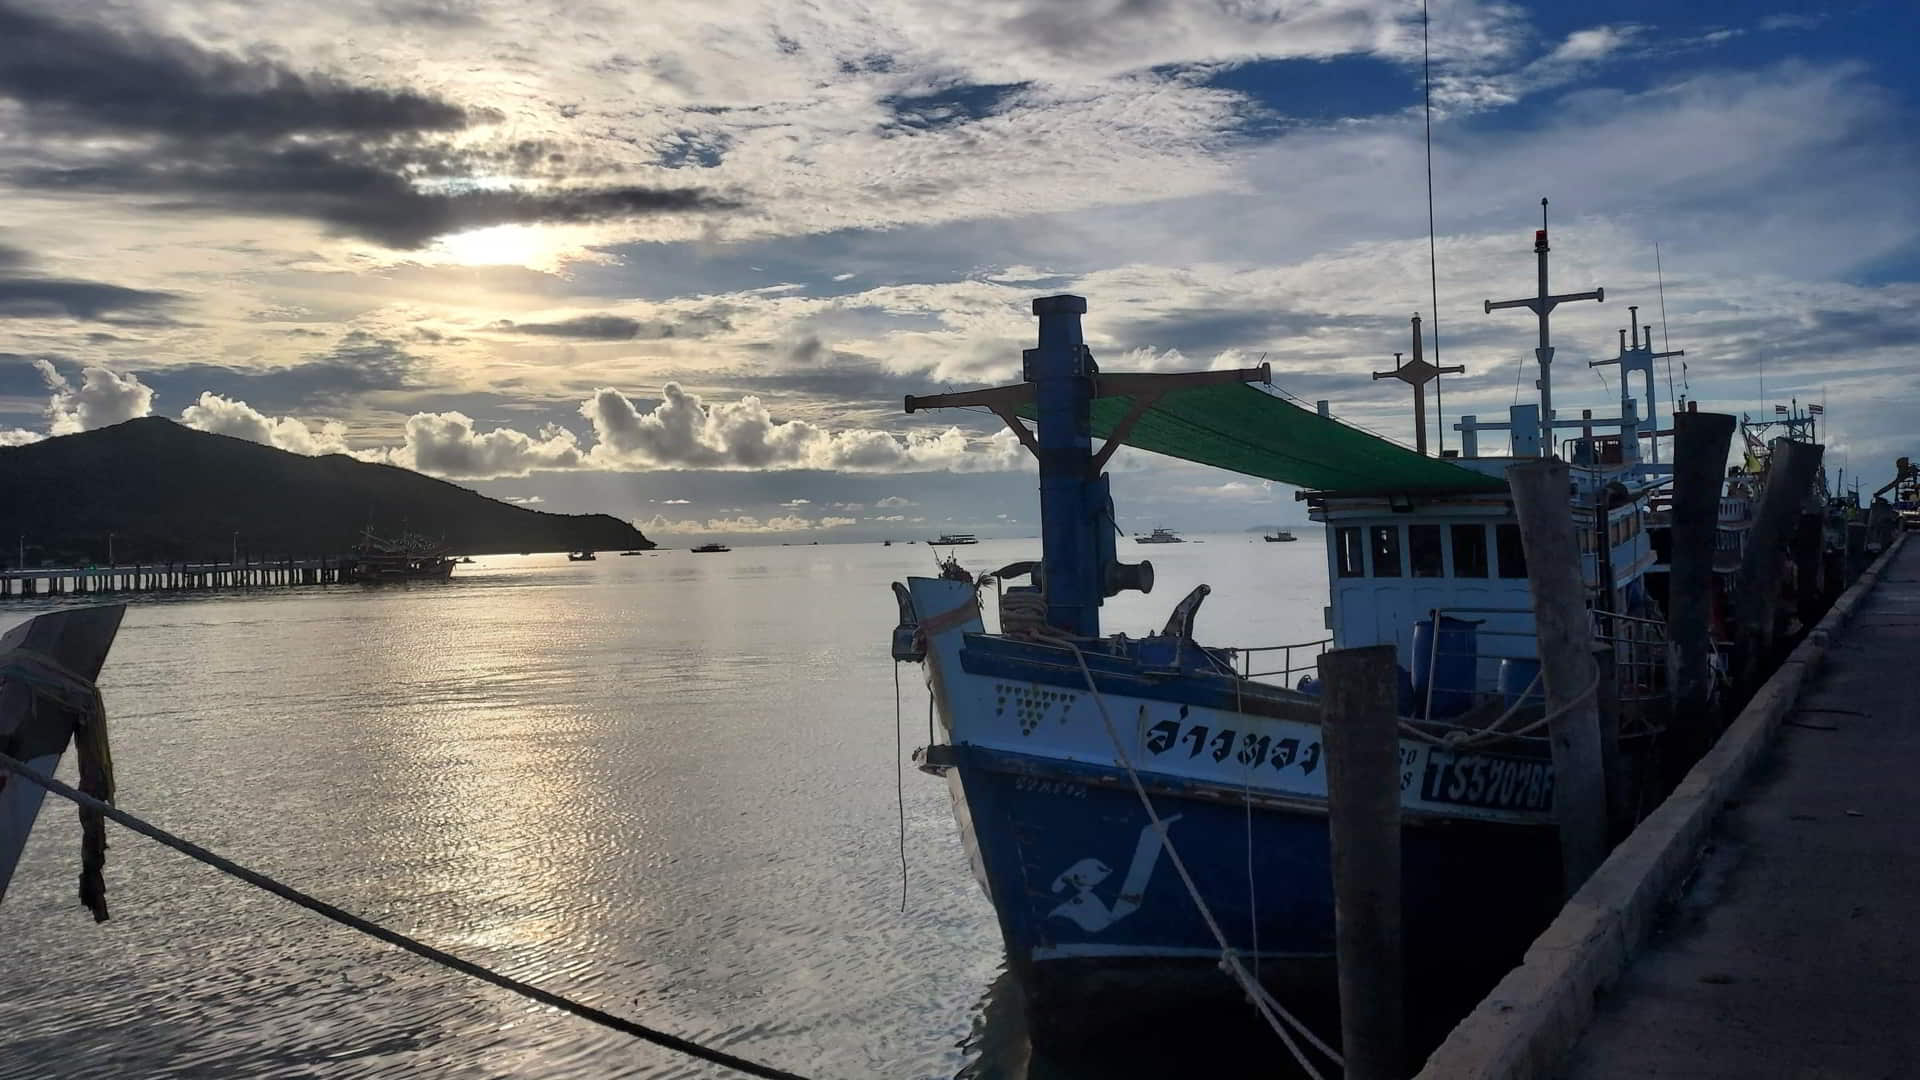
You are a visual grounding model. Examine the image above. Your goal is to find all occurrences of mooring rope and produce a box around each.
[1039,634,1341,1079]
[0,751,817,1080]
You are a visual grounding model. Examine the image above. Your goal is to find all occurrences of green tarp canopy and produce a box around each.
[1021,382,1507,495]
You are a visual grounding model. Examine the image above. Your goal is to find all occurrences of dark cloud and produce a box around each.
[0,2,738,248]
[13,147,735,249]
[493,309,735,340]
[0,241,181,322]
[0,1,478,139]
[140,332,425,412]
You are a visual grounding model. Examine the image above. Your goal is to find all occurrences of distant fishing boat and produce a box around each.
[931,533,978,545]
[691,543,730,553]
[344,528,455,583]
[883,540,893,546]
[567,551,597,561]
[619,550,647,556]
[1263,530,1298,542]
[1134,527,1185,543]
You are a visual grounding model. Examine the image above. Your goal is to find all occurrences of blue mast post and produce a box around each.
[1026,295,1102,637]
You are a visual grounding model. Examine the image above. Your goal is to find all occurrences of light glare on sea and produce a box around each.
[0,535,1331,1078]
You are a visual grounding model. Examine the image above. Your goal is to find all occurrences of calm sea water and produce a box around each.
[0,533,1331,1079]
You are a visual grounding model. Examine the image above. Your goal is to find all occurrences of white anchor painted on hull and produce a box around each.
[1047,815,1183,933]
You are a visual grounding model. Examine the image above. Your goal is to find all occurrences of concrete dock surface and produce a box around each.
[1563,539,1920,1079]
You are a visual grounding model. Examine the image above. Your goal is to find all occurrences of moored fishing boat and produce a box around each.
[343,529,456,583]
[1133,527,1184,543]
[889,222,1690,1042]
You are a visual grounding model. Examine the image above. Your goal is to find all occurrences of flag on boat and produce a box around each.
[1809,403,1824,414]
[1775,404,1788,414]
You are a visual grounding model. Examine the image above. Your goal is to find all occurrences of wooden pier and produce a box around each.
[1,557,349,599]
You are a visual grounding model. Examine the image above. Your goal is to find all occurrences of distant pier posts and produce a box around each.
[1318,643,1404,1080]
[1733,438,1823,688]
[1845,522,1869,582]
[1667,409,1737,727]
[1507,457,1609,895]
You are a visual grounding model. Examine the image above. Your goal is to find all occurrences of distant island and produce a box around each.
[0,418,653,564]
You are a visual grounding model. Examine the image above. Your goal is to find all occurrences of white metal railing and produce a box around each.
[1235,637,1334,685]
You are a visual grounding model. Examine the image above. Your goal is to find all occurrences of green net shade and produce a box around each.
[1019,382,1506,495]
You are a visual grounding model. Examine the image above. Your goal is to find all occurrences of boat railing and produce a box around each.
[1235,637,1333,684]
[1589,608,1671,706]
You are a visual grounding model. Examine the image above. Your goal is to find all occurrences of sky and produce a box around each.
[1,0,1915,544]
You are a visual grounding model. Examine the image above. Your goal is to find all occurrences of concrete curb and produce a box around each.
[1413,531,1908,1080]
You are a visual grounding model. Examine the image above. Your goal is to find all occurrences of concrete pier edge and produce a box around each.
[1413,532,1910,1080]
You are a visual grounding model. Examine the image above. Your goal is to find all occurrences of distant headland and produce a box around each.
[0,417,652,564]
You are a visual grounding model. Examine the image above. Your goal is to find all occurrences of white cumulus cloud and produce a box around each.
[381,411,584,479]
[582,382,1027,473]
[35,360,153,435]
[179,392,350,455]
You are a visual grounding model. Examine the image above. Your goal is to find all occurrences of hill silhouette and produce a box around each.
[0,418,653,564]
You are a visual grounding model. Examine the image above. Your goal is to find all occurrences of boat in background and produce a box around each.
[931,533,979,545]
[692,543,731,553]
[567,551,597,561]
[344,529,456,583]
[1134,527,1185,543]
[1263,530,1297,542]
[619,550,647,556]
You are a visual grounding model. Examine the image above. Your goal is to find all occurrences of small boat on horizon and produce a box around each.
[691,543,731,553]
[618,550,647,556]
[567,551,597,561]
[931,533,979,546]
[1134,527,1185,543]
[1263,530,1298,542]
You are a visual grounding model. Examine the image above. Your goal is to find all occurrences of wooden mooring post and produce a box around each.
[1318,643,1404,1080]
[1733,438,1823,688]
[1668,409,1737,721]
[1507,457,1609,895]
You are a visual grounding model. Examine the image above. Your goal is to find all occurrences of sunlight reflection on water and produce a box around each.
[0,537,1329,1078]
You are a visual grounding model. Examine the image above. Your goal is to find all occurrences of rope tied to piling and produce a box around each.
[0,647,114,921]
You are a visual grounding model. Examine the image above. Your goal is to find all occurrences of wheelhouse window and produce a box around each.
[1409,524,1444,578]
[1336,526,1365,578]
[1496,522,1528,579]
[1369,525,1403,578]
[1450,524,1488,578]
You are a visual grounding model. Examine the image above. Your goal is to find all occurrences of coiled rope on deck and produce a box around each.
[0,750,817,1080]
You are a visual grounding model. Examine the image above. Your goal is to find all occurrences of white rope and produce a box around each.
[1041,632,1341,1078]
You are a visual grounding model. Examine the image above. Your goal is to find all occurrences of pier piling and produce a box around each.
[1507,457,1609,895]
[1667,409,1736,724]
[1733,438,1823,688]
[1318,643,1404,1080]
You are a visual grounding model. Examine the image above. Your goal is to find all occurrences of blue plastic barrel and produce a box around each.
[1412,615,1478,718]
[1498,657,1545,708]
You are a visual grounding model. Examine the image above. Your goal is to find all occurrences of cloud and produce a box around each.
[380,411,584,479]
[581,382,1027,472]
[0,1,478,140]
[875,495,916,507]
[0,3,737,249]
[491,309,733,340]
[503,494,544,504]
[0,427,41,446]
[638,513,857,534]
[178,392,350,455]
[34,359,153,434]
[0,276,180,322]
[0,241,181,322]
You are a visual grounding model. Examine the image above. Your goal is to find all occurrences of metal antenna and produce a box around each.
[1422,0,1446,454]
[1484,197,1604,456]
[1374,313,1463,456]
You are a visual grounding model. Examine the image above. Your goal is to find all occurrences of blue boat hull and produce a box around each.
[935,743,1563,1034]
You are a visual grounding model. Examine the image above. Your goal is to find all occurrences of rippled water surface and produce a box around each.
[1,535,1330,1079]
